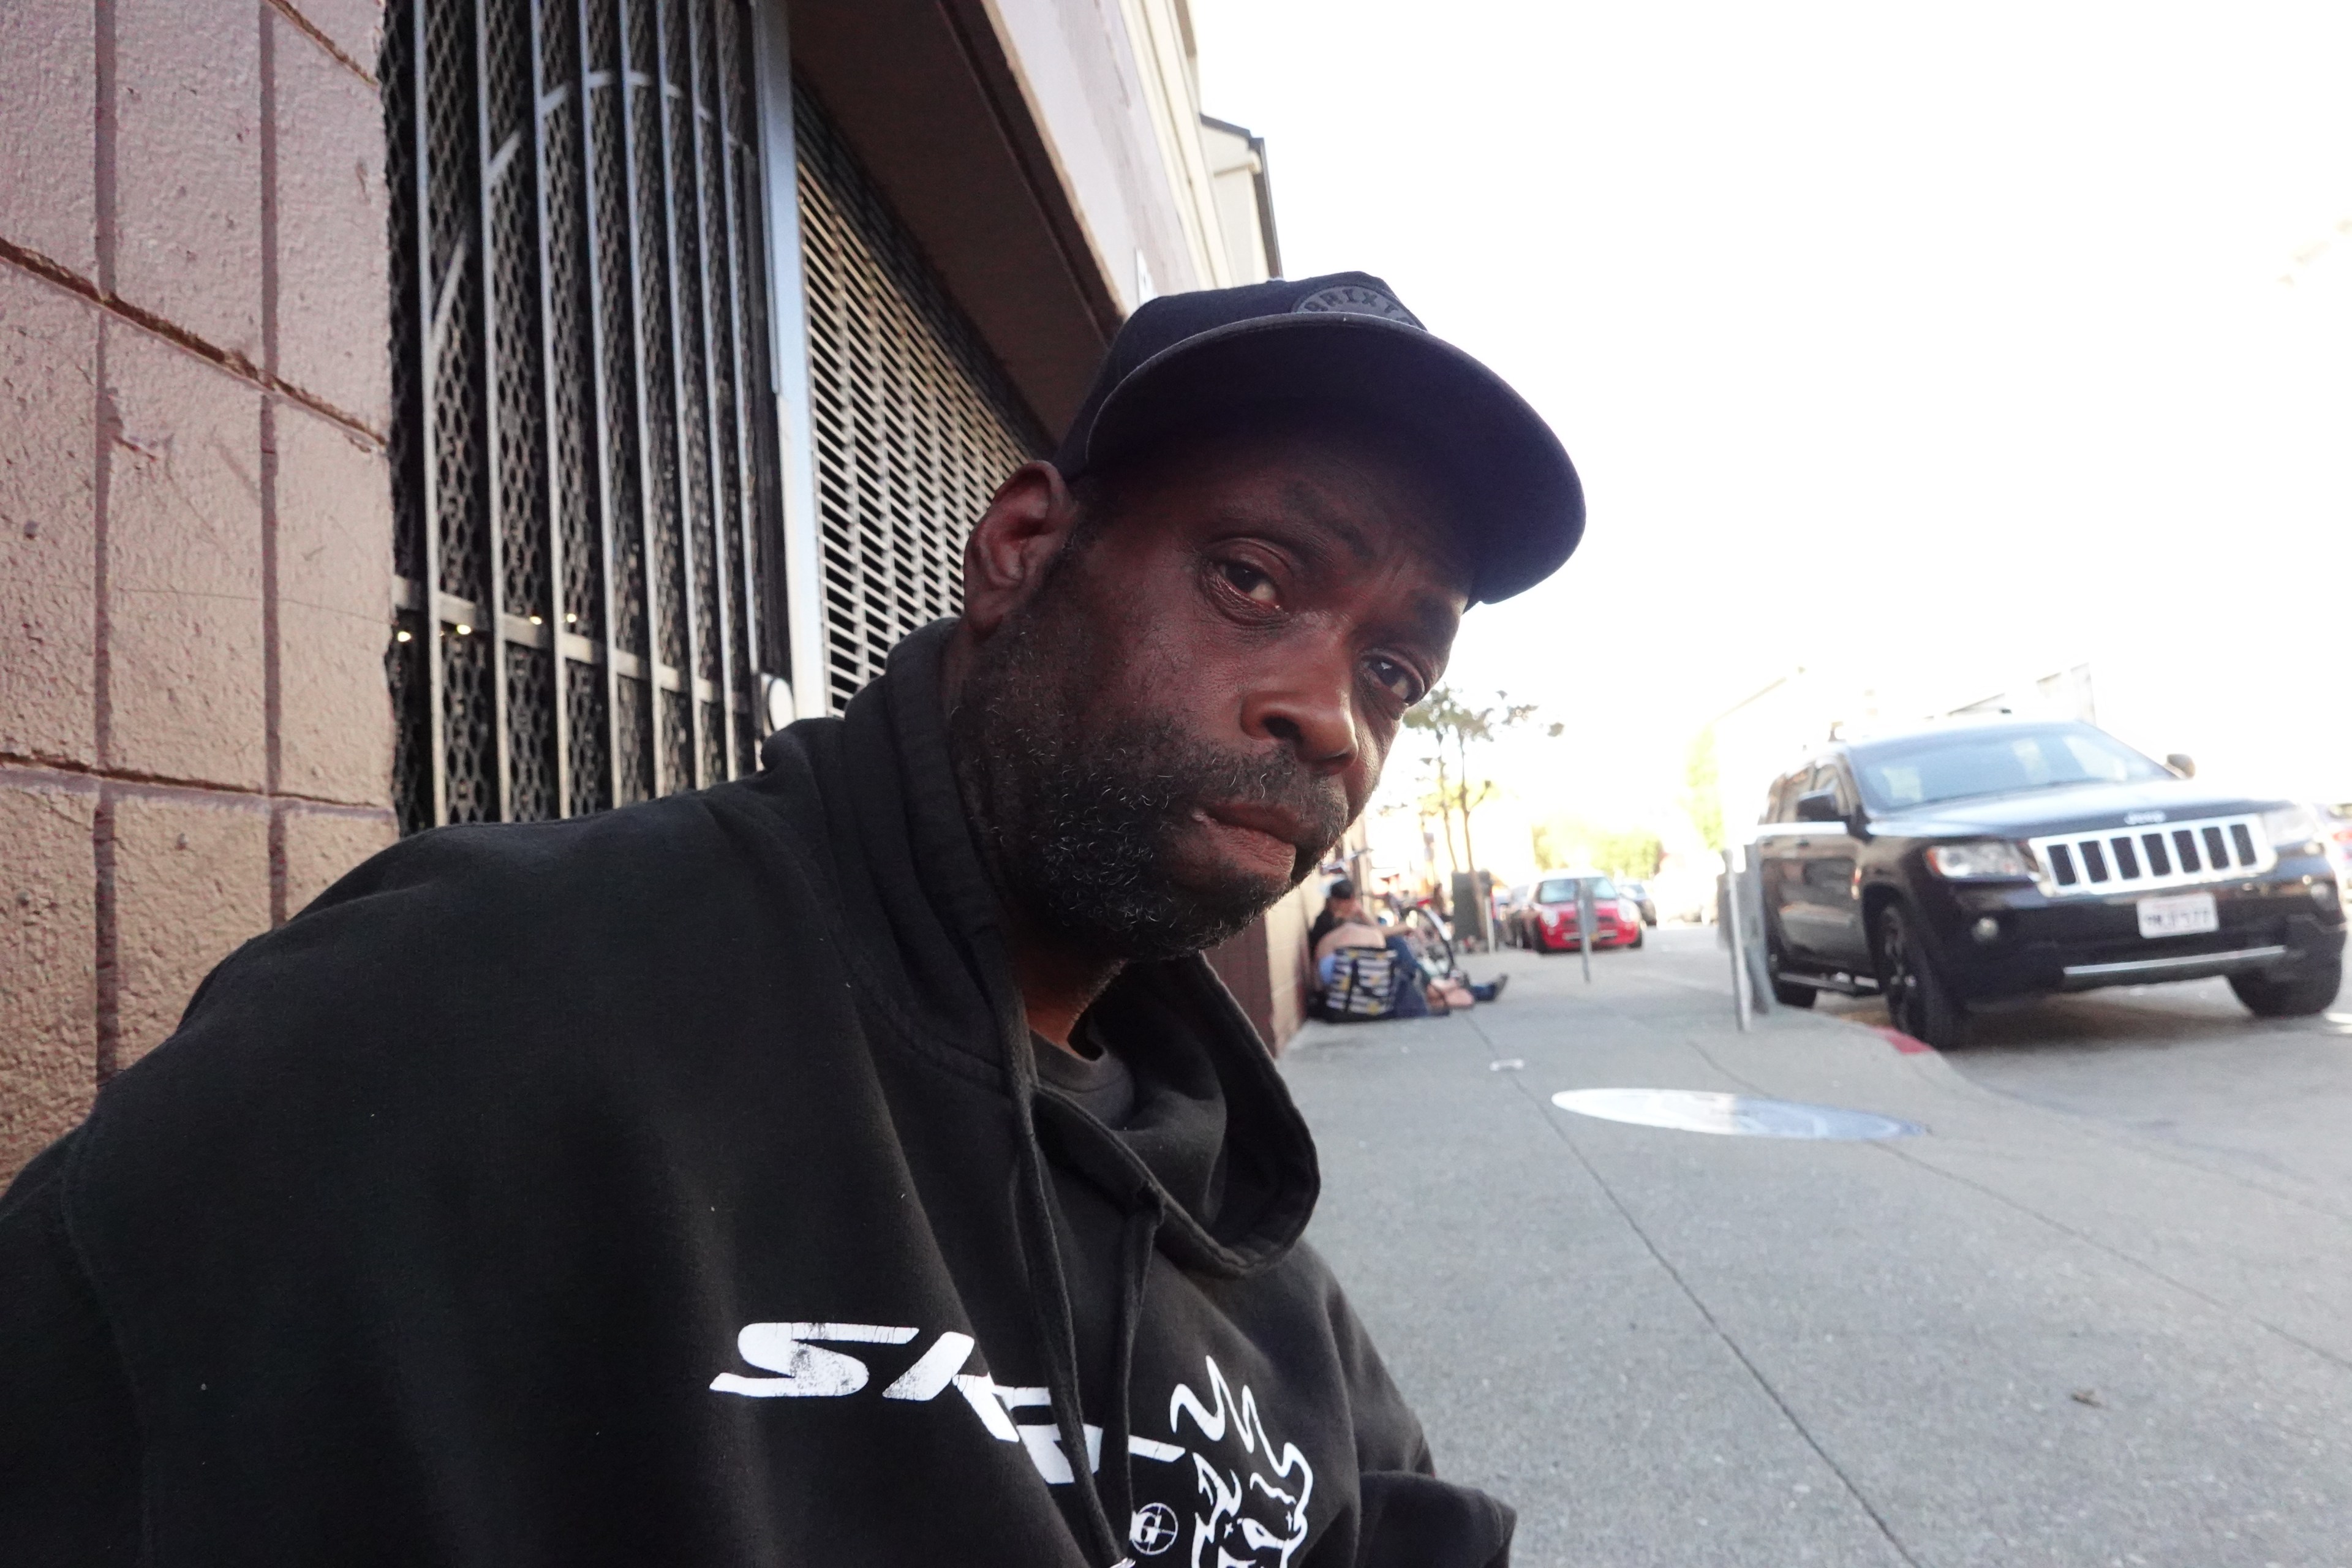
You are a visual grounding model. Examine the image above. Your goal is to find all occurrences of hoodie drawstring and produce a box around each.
[970,924,1126,1567]
[1102,1197,1162,1556]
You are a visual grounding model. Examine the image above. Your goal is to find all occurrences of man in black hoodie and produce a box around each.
[0,273,1581,1567]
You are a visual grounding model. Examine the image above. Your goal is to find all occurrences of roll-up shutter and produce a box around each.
[792,91,1046,716]
[385,0,786,835]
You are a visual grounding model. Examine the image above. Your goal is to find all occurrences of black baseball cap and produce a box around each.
[1051,271,1584,603]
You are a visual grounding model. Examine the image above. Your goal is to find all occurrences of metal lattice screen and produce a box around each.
[385,0,785,835]
[794,92,1045,715]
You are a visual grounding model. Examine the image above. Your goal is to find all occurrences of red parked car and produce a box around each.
[1526,875,1645,952]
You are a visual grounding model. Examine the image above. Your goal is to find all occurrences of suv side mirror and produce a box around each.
[1795,789,1844,823]
[2165,753,2196,778]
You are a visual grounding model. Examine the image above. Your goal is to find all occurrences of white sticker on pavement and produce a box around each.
[1550,1087,1921,1140]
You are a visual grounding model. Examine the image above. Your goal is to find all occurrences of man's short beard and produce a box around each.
[948,565,1348,962]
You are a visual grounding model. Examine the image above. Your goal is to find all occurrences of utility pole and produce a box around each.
[1577,876,1594,983]
[1723,848,1751,1031]
[1455,726,1487,950]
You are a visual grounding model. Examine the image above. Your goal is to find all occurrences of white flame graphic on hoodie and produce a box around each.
[1166,1356,1313,1567]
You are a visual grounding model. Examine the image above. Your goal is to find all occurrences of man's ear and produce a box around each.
[960,461,1080,640]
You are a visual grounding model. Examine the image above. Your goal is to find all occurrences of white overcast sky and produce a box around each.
[1191,1,2352,827]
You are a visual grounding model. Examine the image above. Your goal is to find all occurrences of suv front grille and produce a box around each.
[2028,815,2272,897]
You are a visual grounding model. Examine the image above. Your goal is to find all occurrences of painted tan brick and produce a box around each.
[0,778,99,1183]
[282,0,387,80]
[105,324,266,789]
[109,789,271,1069]
[271,10,390,430]
[0,271,98,766]
[0,0,98,280]
[275,402,393,804]
[115,0,262,362]
[280,803,394,918]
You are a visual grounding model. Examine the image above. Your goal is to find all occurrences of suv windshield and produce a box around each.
[1537,876,1616,902]
[1850,725,2168,811]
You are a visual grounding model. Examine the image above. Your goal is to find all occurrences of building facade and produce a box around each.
[0,0,1291,1184]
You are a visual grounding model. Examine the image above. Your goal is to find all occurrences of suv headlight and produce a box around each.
[2261,805,2322,854]
[1925,841,2037,880]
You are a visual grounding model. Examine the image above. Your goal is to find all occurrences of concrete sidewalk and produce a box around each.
[1280,929,2352,1567]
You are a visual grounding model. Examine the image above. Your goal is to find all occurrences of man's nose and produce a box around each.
[1240,663,1359,775]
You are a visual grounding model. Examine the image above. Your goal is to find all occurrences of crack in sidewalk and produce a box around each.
[1656,1013,2352,1378]
[1468,1011,1928,1568]
[1869,1140,2352,1379]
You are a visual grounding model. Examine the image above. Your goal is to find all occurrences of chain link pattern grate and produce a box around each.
[389,0,785,836]
[389,2,1040,831]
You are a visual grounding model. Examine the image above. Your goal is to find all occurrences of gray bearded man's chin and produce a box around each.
[949,651,1349,959]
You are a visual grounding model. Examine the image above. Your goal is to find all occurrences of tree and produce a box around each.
[1417,752,1464,873]
[1683,726,1725,853]
[1400,687,1555,932]
[1592,827,1664,881]
[1532,816,1662,881]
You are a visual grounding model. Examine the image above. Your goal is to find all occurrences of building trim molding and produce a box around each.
[748,2,828,723]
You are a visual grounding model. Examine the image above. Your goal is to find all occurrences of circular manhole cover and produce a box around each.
[1550,1088,1922,1140]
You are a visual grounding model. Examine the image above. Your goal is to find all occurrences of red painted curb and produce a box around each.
[1873,1025,1935,1056]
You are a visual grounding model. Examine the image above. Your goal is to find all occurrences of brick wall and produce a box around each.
[1202,882,1316,1054]
[1,0,397,1182]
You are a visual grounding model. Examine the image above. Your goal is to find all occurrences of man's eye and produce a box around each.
[1366,657,1422,704]
[1219,560,1281,606]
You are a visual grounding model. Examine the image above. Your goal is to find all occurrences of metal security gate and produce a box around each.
[793,93,1044,715]
[386,1,1052,831]
[385,0,786,835]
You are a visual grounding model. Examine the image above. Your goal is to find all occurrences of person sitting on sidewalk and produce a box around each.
[1313,913,1498,1017]
[1306,875,1363,953]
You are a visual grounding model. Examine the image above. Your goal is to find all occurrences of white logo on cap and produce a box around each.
[1291,284,1423,328]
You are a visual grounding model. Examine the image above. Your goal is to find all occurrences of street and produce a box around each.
[1825,977,2352,1202]
[1280,927,2352,1567]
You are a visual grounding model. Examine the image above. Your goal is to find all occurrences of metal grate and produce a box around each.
[388,0,786,835]
[794,92,1044,714]
[2030,813,2275,897]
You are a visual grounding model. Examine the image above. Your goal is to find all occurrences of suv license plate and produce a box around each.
[2138,891,2218,938]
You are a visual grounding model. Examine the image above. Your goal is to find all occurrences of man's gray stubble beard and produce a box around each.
[947,595,1348,962]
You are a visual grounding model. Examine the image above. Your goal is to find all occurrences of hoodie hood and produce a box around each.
[820,617,1320,1277]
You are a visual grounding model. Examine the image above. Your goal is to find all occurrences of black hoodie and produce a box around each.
[0,622,1513,1567]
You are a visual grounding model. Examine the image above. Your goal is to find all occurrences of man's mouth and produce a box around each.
[1194,802,1313,879]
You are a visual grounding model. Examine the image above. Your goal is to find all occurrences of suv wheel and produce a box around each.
[1766,942,1816,1009]
[2228,954,2343,1019]
[1875,903,1967,1047]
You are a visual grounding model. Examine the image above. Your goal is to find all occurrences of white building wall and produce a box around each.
[979,0,1250,312]
[1199,118,1276,285]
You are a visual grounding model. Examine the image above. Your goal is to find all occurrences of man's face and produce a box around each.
[950,426,1470,960]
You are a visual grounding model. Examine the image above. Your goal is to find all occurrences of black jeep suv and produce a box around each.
[1752,719,2345,1047]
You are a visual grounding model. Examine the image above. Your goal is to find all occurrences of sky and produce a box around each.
[1188,0,2352,839]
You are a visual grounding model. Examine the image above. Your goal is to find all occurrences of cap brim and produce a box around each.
[1073,312,1584,602]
